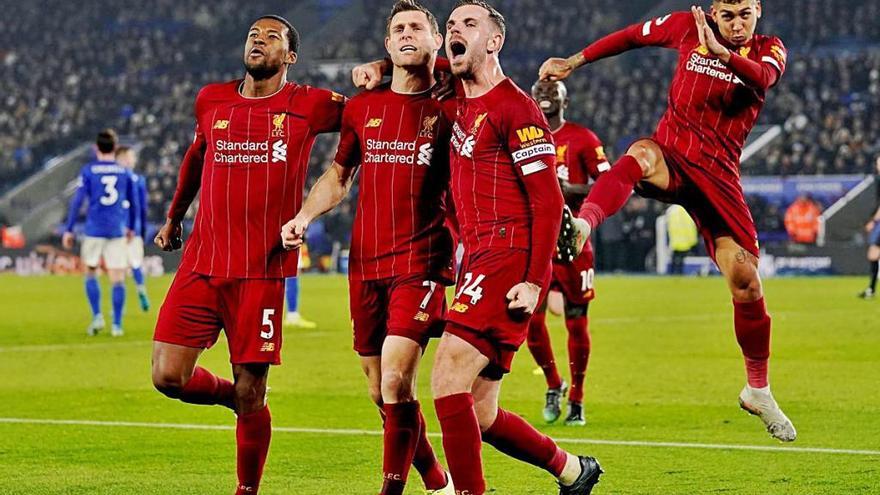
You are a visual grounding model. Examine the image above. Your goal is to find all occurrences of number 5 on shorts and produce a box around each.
[260,309,275,340]
[456,272,486,304]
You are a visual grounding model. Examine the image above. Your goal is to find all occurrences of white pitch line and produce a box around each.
[0,417,877,457]
[0,341,151,353]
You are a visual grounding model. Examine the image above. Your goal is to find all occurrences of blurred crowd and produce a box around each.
[3,0,879,270]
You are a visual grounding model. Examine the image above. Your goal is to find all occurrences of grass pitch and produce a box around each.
[0,273,878,494]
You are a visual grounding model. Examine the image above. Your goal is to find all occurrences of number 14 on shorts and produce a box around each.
[455,272,486,304]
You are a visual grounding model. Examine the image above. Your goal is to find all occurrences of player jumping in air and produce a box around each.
[63,129,139,337]
[528,79,610,426]
[540,0,796,441]
[115,145,151,312]
[151,15,345,494]
[418,2,602,494]
[282,2,455,493]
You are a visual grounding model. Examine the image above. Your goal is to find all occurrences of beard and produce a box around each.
[244,59,282,80]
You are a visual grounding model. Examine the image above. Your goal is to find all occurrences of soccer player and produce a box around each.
[151,15,345,495]
[540,0,797,441]
[116,145,151,312]
[425,2,602,494]
[859,157,880,299]
[282,2,454,493]
[63,129,138,337]
[528,79,609,426]
[283,276,317,328]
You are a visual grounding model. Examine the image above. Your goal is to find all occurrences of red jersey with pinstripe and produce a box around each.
[171,80,345,279]
[637,12,787,179]
[448,78,564,286]
[334,83,455,283]
[552,122,610,211]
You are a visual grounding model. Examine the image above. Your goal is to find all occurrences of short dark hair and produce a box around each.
[453,0,506,37]
[387,0,440,35]
[96,129,118,154]
[255,15,300,54]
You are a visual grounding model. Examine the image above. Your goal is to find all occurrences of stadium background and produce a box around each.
[1,1,879,494]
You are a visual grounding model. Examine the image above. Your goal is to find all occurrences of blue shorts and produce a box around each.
[870,222,880,246]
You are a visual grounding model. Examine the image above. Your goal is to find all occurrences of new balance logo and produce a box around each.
[417,143,434,166]
[366,118,383,128]
[272,140,287,163]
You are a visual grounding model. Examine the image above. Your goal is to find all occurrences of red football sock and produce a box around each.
[235,406,271,495]
[435,393,485,495]
[180,366,235,409]
[527,311,563,390]
[481,408,568,477]
[380,402,419,495]
[412,409,448,490]
[733,298,771,388]
[578,155,643,229]
[566,316,591,404]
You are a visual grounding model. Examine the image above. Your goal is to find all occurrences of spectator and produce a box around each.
[784,195,823,244]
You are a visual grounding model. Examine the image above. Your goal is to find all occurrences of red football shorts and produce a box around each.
[445,248,551,380]
[349,273,447,357]
[549,242,596,307]
[154,269,284,365]
[637,141,760,260]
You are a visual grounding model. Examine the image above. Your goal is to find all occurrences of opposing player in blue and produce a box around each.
[63,129,139,336]
[116,145,151,311]
[284,276,317,329]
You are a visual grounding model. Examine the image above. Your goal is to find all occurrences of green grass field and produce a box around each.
[0,273,878,494]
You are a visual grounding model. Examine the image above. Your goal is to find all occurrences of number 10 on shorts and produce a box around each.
[261,309,275,340]
[456,272,486,304]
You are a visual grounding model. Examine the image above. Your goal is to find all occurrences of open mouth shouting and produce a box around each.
[449,39,467,62]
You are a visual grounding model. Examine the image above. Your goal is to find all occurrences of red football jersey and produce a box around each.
[552,122,610,210]
[449,78,564,284]
[644,12,785,177]
[334,84,455,283]
[168,80,345,279]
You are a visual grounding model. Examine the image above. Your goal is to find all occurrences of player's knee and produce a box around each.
[234,381,266,412]
[381,367,415,403]
[430,357,461,398]
[730,271,763,302]
[626,140,660,176]
[152,369,185,398]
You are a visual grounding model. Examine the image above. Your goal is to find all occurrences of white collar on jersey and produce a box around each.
[237,80,288,100]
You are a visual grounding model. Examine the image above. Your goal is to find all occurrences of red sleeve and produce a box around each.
[333,103,361,168]
[306,87,347,134]
[582,12,692,62]
[167,93,207,222]
[505,103,565,285]
[581,129,611,181]
[726,37,787,91]
[434,57,450,73]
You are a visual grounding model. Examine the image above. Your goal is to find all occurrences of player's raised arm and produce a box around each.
[281,105,360,251]
[540,12,692,81]
[62,169,89,250]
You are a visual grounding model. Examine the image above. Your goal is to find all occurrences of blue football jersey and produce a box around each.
[65,160,138,238]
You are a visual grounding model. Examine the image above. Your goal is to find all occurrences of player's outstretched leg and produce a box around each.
[564,306,591,426]
[472,376,601,494]
[715,237,796,442]
[576,139,670,239]
[232,364,271,495]
[151,342,236,409]
[433,329,601,495]
[527,310,567,423]
[84,268,104,335]
[379,336,451,495]
[109,270,126,337]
